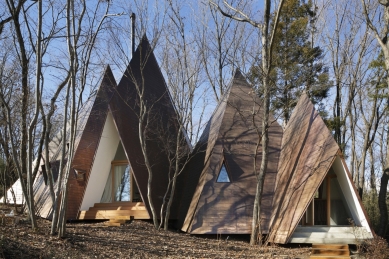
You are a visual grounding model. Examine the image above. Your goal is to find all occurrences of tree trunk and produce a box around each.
[139,102,159,229]
[164,175,176,230]
[377,71,389,237]
[378,168,389,236]
[250,0,272,244]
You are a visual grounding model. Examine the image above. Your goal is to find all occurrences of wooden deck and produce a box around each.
[310,244,350,259]
[78,202,150,220]
[289,226,372,244]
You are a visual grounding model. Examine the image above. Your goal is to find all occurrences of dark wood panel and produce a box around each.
[184,71,282,234]
[109,36,190,221]
[66,66,116,220]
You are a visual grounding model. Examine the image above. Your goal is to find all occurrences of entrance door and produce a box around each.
[300,170,352,226]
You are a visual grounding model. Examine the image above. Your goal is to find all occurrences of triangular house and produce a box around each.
[2,37,373,244]
[4,36,190,222]
[178,71,373,244]
[73,36,190,221]
[91,35,190,220]
[34,64,116,219]
[179,71,283,234]
[1,65,116,216]
[267,93,373,244]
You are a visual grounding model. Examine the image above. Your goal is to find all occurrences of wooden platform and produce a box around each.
[310,244,350,259]
[78,202,150,220]
[289,226,372,244]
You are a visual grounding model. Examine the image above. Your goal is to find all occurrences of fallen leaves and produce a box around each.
[0,206,310,258]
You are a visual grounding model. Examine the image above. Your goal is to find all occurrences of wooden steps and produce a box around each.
[91,202,144,208]
[310,244,350,259]
[103,218,131,227]
[104,222,122,227]
[78,202,150,220]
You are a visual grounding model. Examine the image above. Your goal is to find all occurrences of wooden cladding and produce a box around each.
[74,169,86,182]
[267,94,339,244]
[108,36,190,220]
[181,71,283,234]
[65,65,116,220]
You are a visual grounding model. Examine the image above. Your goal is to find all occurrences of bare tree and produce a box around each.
[323,0,374,174]
[355,83,385,197]
[105,2,171,229]
[0,0,116,235]
[0,0,44,229]
[361,0,389,236]
[210,0,285,245]
[195,1,256,102]
[53,0,117,238]
[156,0,210,230]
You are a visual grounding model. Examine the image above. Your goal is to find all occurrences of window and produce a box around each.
[113,164,131,201]
[101,160,138,202]
[216,163,231,182]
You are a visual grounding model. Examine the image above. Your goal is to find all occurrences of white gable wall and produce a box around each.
[333,155,373,237]
[0,178,24,204]
[79,111,120,211]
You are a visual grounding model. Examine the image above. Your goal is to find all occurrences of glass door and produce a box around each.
[101,160,133,203]
[113,164,130,201]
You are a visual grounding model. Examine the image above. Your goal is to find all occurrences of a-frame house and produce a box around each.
[267,93,373,244]
[32,64,116,220]
[0,65,116,209]
[4,36,190,222]
[178,71,374,244]
[74,35,190,221]
[179,70,283,234]
[2,37,374,245]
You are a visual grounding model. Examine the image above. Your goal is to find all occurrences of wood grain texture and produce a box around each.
[181,71,282,234]
[109,36,190,220]
[66,65,116,220]
[32,65,116,220]
[267,93,339,244]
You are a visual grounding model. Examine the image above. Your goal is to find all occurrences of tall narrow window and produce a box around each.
[101,160,142,203]
[113,164,130,201]
[217,163,230,182]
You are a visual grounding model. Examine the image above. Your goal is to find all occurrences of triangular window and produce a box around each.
[217,163,231,183]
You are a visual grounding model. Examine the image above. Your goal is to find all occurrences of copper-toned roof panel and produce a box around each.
[33,66,116,219]
[268,93,339,244]
[66,65,116,219]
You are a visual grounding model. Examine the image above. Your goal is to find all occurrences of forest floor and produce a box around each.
[0,205,311,258]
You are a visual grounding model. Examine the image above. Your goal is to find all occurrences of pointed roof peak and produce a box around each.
[104,64,112,72]
[227,68,255,98]
[300,90,309,99]
[131,33,155,63]
[100,64,117,89]
[141,33,149,42]
[233,68,243,78]
[231,68,249,85]
[138,34,151,49]
[291,92,313,118]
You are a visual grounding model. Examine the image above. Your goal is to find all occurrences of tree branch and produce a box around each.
[209,0,261,28]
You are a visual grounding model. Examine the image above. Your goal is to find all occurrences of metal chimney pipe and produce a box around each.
[130,13,136,58]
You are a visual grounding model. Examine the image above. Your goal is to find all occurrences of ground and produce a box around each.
[0,205,311,259]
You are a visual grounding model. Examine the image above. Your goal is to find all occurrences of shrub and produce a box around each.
[363,236,389,259]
